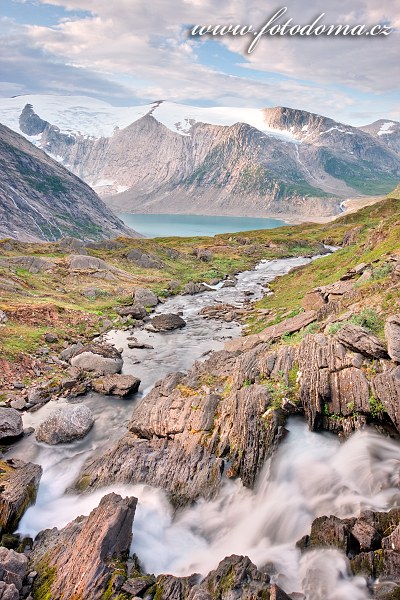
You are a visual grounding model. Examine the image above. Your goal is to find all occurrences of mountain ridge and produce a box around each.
[1,95,399,219]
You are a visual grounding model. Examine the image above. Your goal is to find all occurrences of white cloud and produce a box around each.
[0,0,398,123]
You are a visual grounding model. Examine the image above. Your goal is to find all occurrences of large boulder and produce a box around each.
[116,304,147,319]
[30,493,137,600]
[70,343,123,374]
[149,313,187,332]
[92,374,141,397]
[134,287,158,307]
[0,256,54,274]
[385,315,400,363]
[0,409,23,441]
[36,404,94,445]
[0,458,42,534]
[182,282,208,295]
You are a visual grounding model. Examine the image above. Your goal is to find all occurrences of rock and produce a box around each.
[221,279,236,288]
[134,287,158,307]
[0,256,55,274]
[30,493,137,600]
[342,226,362,246]
[70,343,123,374]
[385,315,400,363]
[168,280,180,292]
[373,367,400,431]
[199,555,270,599]
[68,254,110,271]
[335,324,388,359]
[0,458,42,534]
[10,398,26,411]
[0,547,28,592]
[76,349,286,505]
[82,287,103,299]
[60,342,83,361]
[27,386,51,406]
[302,290,326,311]
[121,575,155,596]
[0,580,19,600]
[58,236,87,254]
[0,408,23,441]
[92,374,141,397]
[116,304,147,319]
[182,282,208,295]
[127,339,154,349]
[0,310,8,325]
[150,313,186,332]
[225,311,317,352]
[36,404,94,444]
[126,248,164,269]
[195,248,213,262]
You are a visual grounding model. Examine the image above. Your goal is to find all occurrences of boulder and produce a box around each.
[0,547,28,593]
[27,385,52,406]
[195,248,213,262]
[134,287,158,307]
[198,555,270,599]
[36,404,94,445]
[92,374,141,397]
[182,282,208,295]
[0,310,8,325]
[0,409,23,441]
[149,313,186,332]
[44,332,58,343]
[126,248,164,269]
[385,315,400,363]
[335,324,388,359]
[68,254,110,271]
[60,342,83,362]
[116,304,147,319]
[70,343,123,374]
[0,458,42,534]
[373,367,400,431]
[30,493,137,600]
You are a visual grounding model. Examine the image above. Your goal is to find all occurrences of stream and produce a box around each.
[7,254,400,599]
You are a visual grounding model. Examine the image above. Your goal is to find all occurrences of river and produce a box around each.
[7,254,400,599]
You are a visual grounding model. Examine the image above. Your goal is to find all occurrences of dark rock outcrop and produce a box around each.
[0,459,42,534]
[149,313,187,332]
[30,492,137,600]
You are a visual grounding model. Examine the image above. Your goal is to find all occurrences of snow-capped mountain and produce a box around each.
[0,95,399,219]
[359,119,400,157]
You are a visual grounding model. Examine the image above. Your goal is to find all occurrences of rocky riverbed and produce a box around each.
[1,248,400,600]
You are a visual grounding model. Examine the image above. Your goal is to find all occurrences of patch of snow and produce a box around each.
[378,121,395,135]
[320,126,353,135]
[301,125,309,132]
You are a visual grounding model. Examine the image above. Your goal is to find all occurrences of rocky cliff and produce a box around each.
[0,123,138,242]
[1,96,400,219]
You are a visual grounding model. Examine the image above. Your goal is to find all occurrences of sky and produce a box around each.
[0,0,399,125]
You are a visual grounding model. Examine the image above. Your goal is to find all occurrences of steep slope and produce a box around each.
[1,96,399,219]
[0,123,138,242]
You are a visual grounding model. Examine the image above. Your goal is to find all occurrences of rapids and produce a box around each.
[8,253,400,599]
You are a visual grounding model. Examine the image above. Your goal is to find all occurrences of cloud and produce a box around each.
[0,0,398,123]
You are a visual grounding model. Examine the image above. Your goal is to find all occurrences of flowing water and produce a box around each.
[7,253,400,599]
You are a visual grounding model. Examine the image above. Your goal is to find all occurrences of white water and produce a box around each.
[7,253,400,598]
[15,419,400,598]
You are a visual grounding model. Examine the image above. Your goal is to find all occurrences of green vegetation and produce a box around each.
[369,394,386,419]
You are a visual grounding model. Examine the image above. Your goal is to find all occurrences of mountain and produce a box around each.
[0,122,139,242]
[1,96,399,219]
[359,119,400,156]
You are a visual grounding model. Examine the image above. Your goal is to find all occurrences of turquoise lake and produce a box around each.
[118,213,287,238]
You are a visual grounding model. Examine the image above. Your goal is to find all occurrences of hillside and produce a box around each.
[1,96,399,220]
[0,123,139,242]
